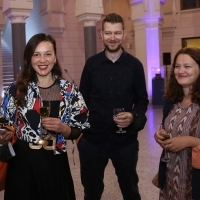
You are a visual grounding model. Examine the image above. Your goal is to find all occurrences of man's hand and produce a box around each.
[113,112,133,128]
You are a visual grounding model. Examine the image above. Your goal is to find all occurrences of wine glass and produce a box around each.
[40,101,51,138]
[40,101,50,118]
[113,108,126,134]
[160,126,171,162]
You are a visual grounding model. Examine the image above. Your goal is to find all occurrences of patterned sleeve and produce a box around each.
[60,80,90,131]
[0,83,17,125]
[68,84,90,130]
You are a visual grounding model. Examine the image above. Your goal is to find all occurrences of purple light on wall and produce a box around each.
[145,24,162,99]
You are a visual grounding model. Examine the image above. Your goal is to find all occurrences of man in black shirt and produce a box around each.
[78,13,149,200]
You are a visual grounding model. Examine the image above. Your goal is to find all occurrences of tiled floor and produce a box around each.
[0,104,162,200]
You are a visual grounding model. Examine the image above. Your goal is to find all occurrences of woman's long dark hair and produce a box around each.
[16,33,62,106]
[165,47,200,105]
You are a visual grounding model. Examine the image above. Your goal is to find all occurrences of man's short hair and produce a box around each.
[102,13,124,30]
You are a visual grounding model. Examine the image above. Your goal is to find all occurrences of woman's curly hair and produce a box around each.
[165,47,200,105]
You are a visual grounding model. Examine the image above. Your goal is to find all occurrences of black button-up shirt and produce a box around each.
[80,49,149,148]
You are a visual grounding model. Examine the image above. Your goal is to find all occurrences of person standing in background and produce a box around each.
[78,13,149,200]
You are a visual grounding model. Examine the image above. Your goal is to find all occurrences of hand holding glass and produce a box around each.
[113,108,126,134]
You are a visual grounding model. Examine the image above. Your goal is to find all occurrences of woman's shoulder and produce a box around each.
[57,78,77,90]
[3,82,17,96]
[57,78,71,85]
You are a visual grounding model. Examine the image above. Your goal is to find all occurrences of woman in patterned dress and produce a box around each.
[154,47,200,200]
[0,33,90,200]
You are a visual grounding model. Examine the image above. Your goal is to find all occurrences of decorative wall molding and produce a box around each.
[75,0,103,27]
[162,0,178,34]
[76,13,102,27]
[84,0,103,7]
[39,0,65,37]
[180,8,200,19]
[129,0,142,5]
[130,0,165,21]
[3,0,33,23]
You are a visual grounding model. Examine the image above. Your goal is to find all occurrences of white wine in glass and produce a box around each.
[40,101,50,118]
[40,101,50,137]
[40,107,50,118]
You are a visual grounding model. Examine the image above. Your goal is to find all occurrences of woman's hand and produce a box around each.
[0,130,13,145]
[41,117,71,138]
[154,129,167,147]
[164,136,198,153]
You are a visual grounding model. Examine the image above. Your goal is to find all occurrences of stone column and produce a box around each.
[75,0,103,60]
[84,21,97,61]
[3,0,33,79]
[130,0,165,100]
[0,0,6,100]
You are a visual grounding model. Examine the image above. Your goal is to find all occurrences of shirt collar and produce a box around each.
[100,47,129,63]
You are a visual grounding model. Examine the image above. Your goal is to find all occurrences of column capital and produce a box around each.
[133,18,163,31]
[39,0,65,37]
[3,0,33,23]
[77,13,102,27]
[130,0,165,22]
[75,0,103,26]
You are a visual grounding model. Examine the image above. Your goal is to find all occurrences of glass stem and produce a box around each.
[164,148,167,157]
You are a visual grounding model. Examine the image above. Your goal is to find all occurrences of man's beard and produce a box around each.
[104,42,121,53]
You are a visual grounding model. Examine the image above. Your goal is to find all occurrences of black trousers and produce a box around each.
[78,137,141,200]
